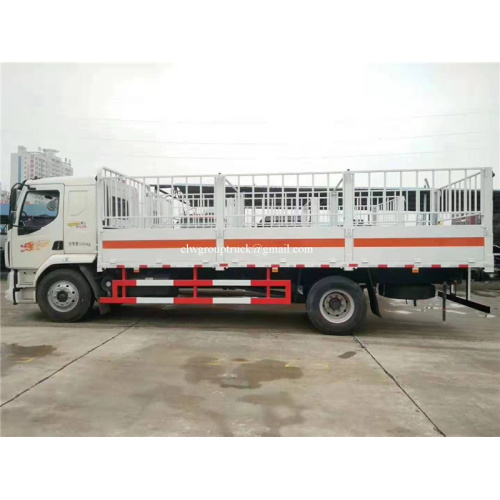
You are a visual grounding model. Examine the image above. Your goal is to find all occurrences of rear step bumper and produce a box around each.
[437,291,491,314]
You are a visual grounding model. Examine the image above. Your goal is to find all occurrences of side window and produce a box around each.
[19,190,60,235]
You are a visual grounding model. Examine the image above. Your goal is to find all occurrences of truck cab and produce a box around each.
[5,176,97,306]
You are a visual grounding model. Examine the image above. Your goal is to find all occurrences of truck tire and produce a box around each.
[84,298,96,318]
[37,269,92,322]
[306,276,366,335]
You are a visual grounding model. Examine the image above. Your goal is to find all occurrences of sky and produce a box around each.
[1,63,499,188]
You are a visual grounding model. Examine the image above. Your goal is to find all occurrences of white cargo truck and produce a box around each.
[4,166,494,334]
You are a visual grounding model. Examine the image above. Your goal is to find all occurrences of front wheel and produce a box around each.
[306,276,366,335]
[37,269,93,322]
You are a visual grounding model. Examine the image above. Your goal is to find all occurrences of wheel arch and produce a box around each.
[35,254,99,300]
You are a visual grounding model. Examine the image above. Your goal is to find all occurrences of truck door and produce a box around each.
[63,185,96,254]
[11,184,64,269]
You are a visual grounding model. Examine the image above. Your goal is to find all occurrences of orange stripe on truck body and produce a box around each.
[103,238,345,249]
[354,237,484,248]
[103,239,217,249]
[103,237,482,250]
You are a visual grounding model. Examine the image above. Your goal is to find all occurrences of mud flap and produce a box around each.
[98,303,111,315]
[79,264,101,301]
[366,270,382,318]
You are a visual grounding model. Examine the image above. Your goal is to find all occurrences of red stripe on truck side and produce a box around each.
[100,297,137,304]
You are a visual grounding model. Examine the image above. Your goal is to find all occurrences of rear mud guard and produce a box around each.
[366,270,382,318]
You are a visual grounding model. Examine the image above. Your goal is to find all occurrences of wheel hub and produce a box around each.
[48,281,79,312]
[319,290,354,323]
[328,297,342,311]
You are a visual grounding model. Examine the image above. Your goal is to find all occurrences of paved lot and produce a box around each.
[1,275,499,436]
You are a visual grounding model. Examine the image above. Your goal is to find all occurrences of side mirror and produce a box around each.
[47,199,58,211]
[9,210,17,228]
[10,188,18,209]
[8,183,20,229]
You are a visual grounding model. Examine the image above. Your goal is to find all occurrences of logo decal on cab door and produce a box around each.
[67,221,87,229]
[20,240,50,252]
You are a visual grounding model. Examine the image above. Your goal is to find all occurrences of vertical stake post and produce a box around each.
[122,268,127,297]
[466,266,471,301]
[193,267,198,298]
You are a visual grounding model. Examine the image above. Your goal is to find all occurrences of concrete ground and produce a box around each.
[1,274,499,436]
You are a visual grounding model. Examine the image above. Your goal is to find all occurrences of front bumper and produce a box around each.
[5,270,36,304]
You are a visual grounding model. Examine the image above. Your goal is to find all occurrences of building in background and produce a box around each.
[10,146,73,186]
[0,183,9,203]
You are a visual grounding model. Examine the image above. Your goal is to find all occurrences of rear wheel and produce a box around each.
[306,276,366,335]
[37,269,92,322]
